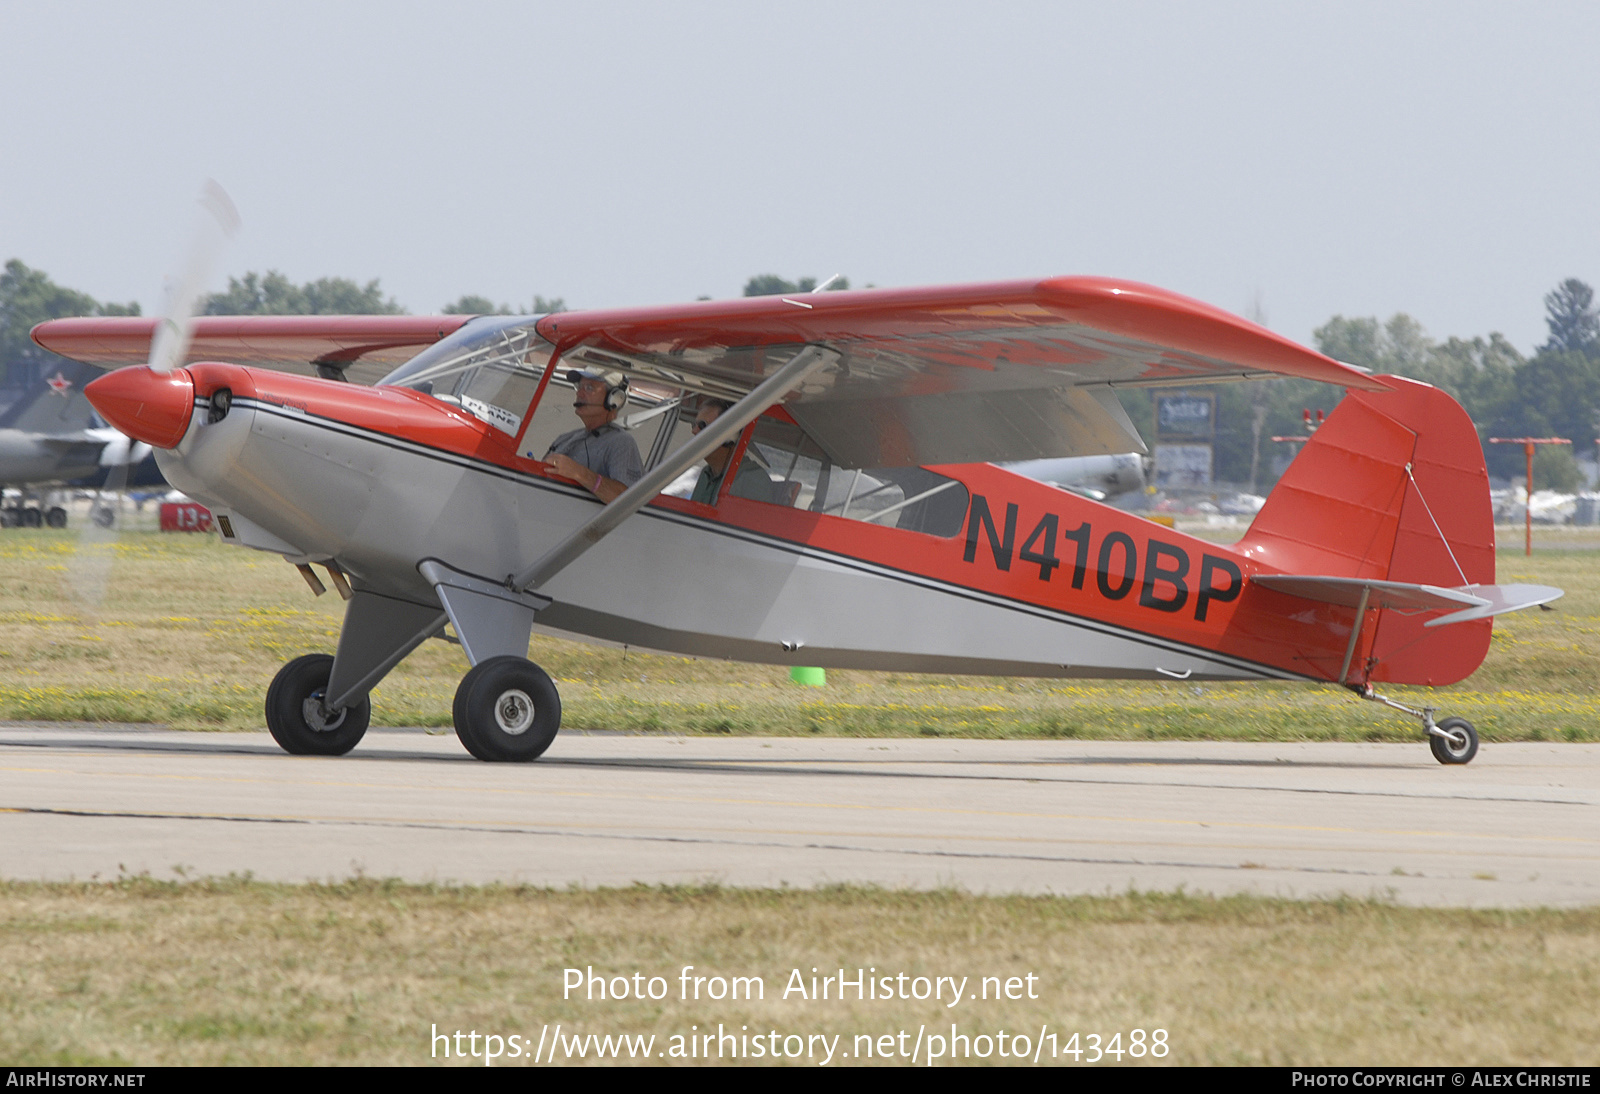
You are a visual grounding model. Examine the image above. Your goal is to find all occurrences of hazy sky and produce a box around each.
[3,1,1597,354]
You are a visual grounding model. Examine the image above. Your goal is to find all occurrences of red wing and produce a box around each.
[31,314,473,385]
[540,277,1387,467]
[540,278,1380,387]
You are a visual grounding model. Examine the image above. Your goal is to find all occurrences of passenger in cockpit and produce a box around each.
[689,399,775,505]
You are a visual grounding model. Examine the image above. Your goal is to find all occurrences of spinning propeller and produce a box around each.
[67,181,240,608]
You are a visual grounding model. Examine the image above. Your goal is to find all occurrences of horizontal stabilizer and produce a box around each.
[1423,584,1564,627]
[1252,574,1562,627]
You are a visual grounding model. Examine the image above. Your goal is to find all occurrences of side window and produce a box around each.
[737,417,832,509]
[737,415,969,536]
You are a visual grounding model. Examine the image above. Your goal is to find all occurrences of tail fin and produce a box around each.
[1236,375,1494,685]
[0,359,104,432]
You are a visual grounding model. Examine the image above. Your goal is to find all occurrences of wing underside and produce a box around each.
[539,277,1387,467]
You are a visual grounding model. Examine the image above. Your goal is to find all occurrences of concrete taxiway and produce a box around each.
[1,723,1596,906]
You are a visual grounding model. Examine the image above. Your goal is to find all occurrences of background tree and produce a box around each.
[1307,288,1600,485]
[442,294,565,314]
[203,271,404,315]
[1540,278,1598,354]
[0,259,139,388]
[743,274,849,296]
[442,295,510,315]
[1531,444,1585,492]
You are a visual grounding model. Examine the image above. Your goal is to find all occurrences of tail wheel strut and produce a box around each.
[1352,684,1478,765]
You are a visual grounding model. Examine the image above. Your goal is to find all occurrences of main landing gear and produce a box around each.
[263,650,563,763]
[1353,684,1479,765]
[452,655,562,762]
[264,581,561,761]
[265,654,372,756]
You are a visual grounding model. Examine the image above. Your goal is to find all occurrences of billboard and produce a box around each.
[1155,393,1215,441]
[1153,443,1213,488]
[1154,393,1214,487]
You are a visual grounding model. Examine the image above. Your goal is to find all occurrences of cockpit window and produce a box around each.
[734,415,970,536]
[378,316,551,437]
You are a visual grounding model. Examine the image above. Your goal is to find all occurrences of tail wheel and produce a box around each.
[265,653,370,756]
[1429,716,1478,765]
[452,655,562,762]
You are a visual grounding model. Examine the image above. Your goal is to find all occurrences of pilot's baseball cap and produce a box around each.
[566,368,624,388]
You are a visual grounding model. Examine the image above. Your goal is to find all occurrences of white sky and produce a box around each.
[2,0,1597,353]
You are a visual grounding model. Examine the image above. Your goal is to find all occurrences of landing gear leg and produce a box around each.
[1352,685,1479,765]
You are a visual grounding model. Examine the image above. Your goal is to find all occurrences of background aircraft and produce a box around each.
[0,357,162,527]
[997,453,1147,501]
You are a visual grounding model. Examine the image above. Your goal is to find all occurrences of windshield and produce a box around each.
[378,316,553,436]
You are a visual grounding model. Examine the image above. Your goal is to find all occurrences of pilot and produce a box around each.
[689,399,776,505]
[544,369,644,503]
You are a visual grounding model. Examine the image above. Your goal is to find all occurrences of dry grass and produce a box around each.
[1,528,1597,741]
[0,880,1595,1067]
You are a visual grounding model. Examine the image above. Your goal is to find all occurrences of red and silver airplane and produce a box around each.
[34,278,1560,765]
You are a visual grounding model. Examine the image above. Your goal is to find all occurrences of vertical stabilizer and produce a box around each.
[1235,376,1494,685]
[0,360,104,432]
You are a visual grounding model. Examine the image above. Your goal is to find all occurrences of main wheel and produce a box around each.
[452,655,562,762]
[1429,716,1478,765]
[91,504,115,529]
[264,654,370,756]
[45,507,67,529]
[22,507,42,528]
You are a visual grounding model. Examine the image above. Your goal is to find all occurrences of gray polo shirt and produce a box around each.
[544,423,644,487]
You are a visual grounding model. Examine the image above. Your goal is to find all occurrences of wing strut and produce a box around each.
[512,345,837,593]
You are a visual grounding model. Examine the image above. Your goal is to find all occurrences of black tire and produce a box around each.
[45,507,67,529]
[264,654,370,756]
[452,655,562,762]
[1429,716,1478,765]
[91,505,115,529]
[22,507,42,528]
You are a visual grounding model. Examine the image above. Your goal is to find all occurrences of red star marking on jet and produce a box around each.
[45,372,73,396]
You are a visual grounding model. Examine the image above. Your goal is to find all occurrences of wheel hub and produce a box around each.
[494,689,535,735]
[302,690,348,733]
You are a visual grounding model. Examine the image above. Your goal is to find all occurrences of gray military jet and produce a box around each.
[0,358,161,527]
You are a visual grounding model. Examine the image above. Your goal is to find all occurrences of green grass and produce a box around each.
[1,529,1597,741]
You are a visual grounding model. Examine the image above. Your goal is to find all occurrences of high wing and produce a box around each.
[40,277,1384,467]
[537,277,1387,467]
[31,314,473,386]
